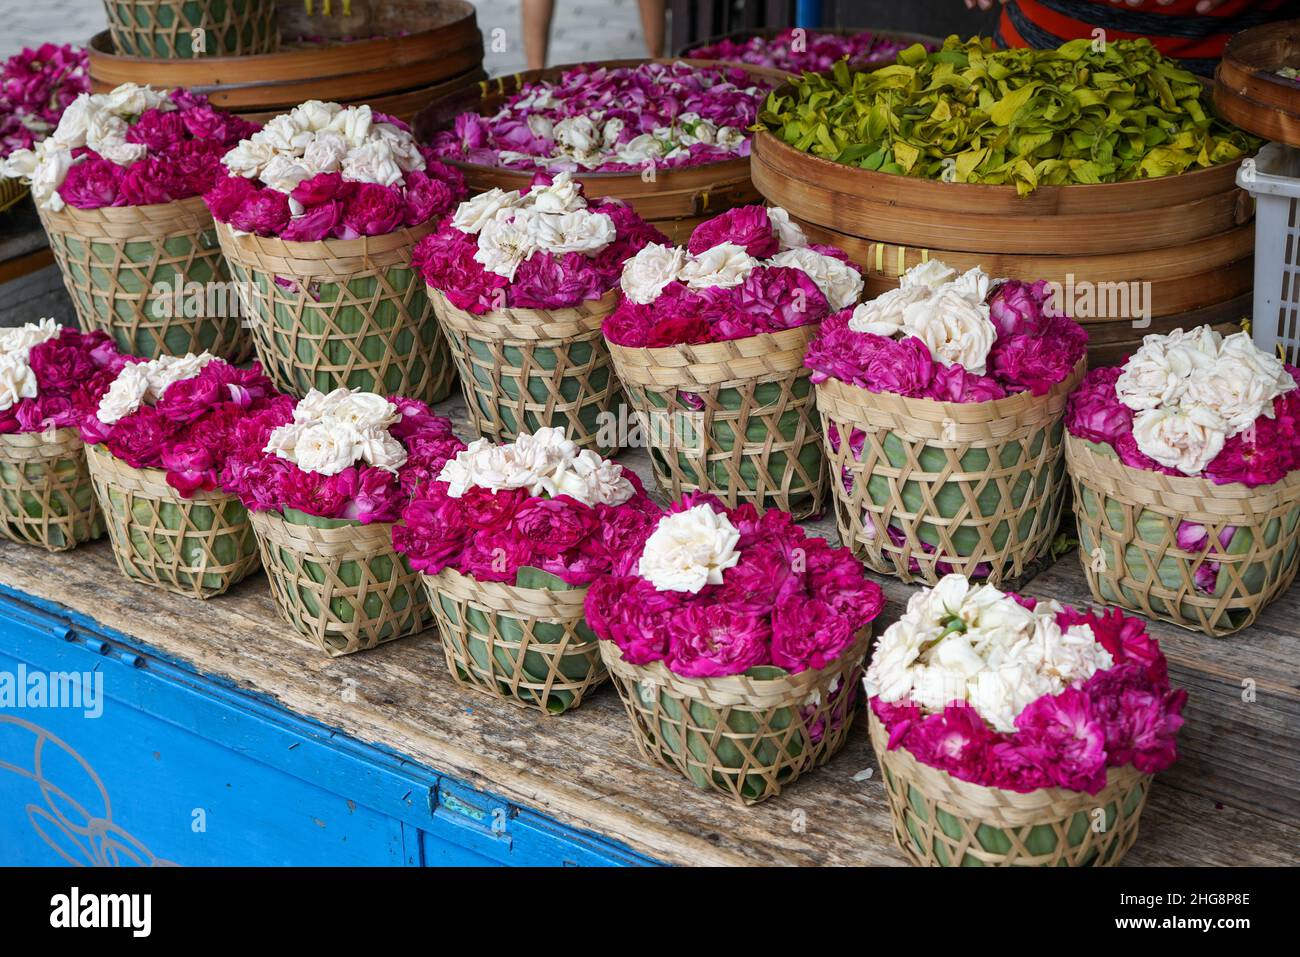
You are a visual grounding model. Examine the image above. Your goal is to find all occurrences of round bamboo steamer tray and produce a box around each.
[793,218,1255,317]
[413,58,786,232]
[1214,19,1300,148]
[751,126,1252,256]
[88,0,483,120]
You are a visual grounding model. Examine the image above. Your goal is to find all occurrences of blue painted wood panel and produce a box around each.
[0,582,659,867]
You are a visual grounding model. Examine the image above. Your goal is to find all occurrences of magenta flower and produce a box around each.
[687,206,778,258]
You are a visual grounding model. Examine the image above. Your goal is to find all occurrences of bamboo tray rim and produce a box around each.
[751,124,1249,202]
[1221,18,1300,91]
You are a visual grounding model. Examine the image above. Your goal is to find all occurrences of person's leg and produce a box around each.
[522,0,555,70]
[637,0,665,58]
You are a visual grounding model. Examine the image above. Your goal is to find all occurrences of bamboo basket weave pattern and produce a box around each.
[869,711,1151,867]
[0,429,103,552]
[1066,435,1300,637]
[422,567,606,715]
[85,442,259,598]
[0,178,28,215]
[431,288,622,453]
[39,197,251,361]
[607,326,827,519]
[103,0,278,58]
[216,222,455,403]
[600,629,871,805]
[817,359,1084,586]
[250,509,431,657]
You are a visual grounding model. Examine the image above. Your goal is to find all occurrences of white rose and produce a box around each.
[1217,332,1294,402]
[264,422,303,460]
[259,153,314,194]
[1184,353,1279,436]
[900,259,958,292]
[679,242,758,290]
[530,209,615,255]
[326,105,374,148]
[324,391,400,431]
[292,422,362,476]
[0,319,60,358]
[601,117,624,148]
[96,364,151,424]
[527,114,555,141]
[146,352,214,396]
[715,126,746,153]
[3,140,74,211]
[258,114,314,154]
[370,122,427,174]
[340,140,404,187]
[637,505,742,593]
[548,449,634,507]
[222,138,276,180]
[950,266,991,303]
[553,115,599,154]
[1131,405,1227,475]
[902,288,996,374]
[292,387,349,425]
[474,210,540,281]
[85,112,145,167]
[99,83,169,118]
[50,94,93,149]
[1115,329,1218,412]
[765,206,807,251]
[301,132,349,175]
[288,100,342,133]
[525,170,584,214]
[0,353,38,413]
[620,243,685,304]
[614,134,664,166]
[352,428,408,473]
[452,188,522,234]
[767,247,864,310]
[846,284,929,337]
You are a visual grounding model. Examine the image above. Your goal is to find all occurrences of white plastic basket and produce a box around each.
[1238,143,1300,366]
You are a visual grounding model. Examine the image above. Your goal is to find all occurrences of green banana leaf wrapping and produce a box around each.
[423,566,606,714]
[253,508,431,656]
[0,431,103,552]
[103,0,278,58]
[1067,436,1300,636]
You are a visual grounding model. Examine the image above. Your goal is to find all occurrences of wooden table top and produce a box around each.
[1,395,1296,867]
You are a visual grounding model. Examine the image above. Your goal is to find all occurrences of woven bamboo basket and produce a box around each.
[85,442,259,598]
[1065,434,1300,637]
[600,628,870,805]
[250,508,431,656]
[430,288,621,453]
[0,177,28,215]
[869,711,1151,867]
[816,359,1085,586]
[38,197,251,361]
[103,0,278,58]
[607,325,827,519]
[422,566,605,715]
[0,429,103,552]
[215,221,455,402]
[89,1,483,121]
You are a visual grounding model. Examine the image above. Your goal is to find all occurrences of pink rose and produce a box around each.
[402,169,454,227]
[1066,366,1131,446]
[282,201,344,242]
[687,206,777,258]
[770,597,855,672]
[340,183,406,238]
[58,157,125,209]
[291,172,352,207]
[204,175,257,223]
[229,188,291,235]
[161,440,217,497]
[665,603,771,677]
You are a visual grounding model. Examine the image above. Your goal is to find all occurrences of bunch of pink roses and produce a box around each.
[220,395,465,524]
[805,276,1087,402]
[687,28,929,74]
[0,44,88,158]
[603,204,863,347]
[871,601,1185,795]
[79,356,280,497]
[413,172,667,314]
[58,90,258,210]
[584,493,884,678]
[0,323,126,435]
[431,61,769,174]
[394,428,662,586]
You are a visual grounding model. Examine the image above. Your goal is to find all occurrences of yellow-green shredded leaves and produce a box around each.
[759,36,1260,195]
